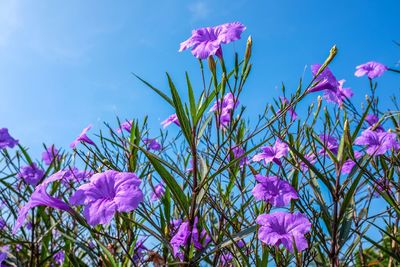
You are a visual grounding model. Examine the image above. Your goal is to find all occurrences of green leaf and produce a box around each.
[132,72,174,106]
[142,150,189,215]
[186,72,197,120]
[167,73,193,145]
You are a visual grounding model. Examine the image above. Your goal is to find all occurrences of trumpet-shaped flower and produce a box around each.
[220,240,245,266]
[0,128,18,149]
[323,79,353,106]
[365,114,385,131]
[309,64,339,92]
[17,163,45,186]
[13,172,72,234]
[53,251,65,265]
[179,22,246,59]
[354,129,399,155]
[210,93,239,112]
[42,145,61,165]
[252,139,288,165]
[0,246,8,265]
[117,120,133,133]
[161,114,180,128]
[341,151,363,174]
[252,175,298,207]
[355,61,387,79]
[210,93,239,128]
[256,212,311,253]
[143,138,162,151]
[70,124,95,148]
[170,217,211,260]
[62,168,93,185]
[150,183,165,202]
[299,154,317,171]
[230,146,249,167]
[70,170,143,226]
[318,134,339,155]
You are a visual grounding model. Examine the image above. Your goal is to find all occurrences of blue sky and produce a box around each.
[0,0,399,157]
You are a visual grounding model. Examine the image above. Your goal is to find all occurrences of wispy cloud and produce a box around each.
[188,1,210,21]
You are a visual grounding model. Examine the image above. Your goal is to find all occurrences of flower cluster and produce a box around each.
[2,20,400,266]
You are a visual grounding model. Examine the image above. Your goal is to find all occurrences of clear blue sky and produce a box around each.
[1,0,399,157]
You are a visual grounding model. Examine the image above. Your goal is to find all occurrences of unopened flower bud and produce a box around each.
[208,56,216,75]
[245,36,252,62]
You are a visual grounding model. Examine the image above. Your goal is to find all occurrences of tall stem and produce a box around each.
[183,126,199,266]
[330,171,340,267]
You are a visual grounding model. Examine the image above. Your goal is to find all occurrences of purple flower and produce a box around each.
[170,219,183,235]
[42,145,61,165]
[170,221,190,260]
[252,175,298,207]
[220,253,234,266]
[300,154,317,171]
[70,124,95,149]
[210,93,239,112]
[161,114,180,128]
[179,22,246,59]
[53,251,65,265]
[133,238,148,262]
[0,218,6,230]
[210,93,239,128]
[143,138,162,151]
[170,217,210,260]
[13,173,72,234]
[309,64,339,93]
[0,246,9,266]
[256,212,311,253]
[229,146,249,168]
[365,114,385,131]
[117,120,133,133]
[63,168,93,184]
[355,61,387,79]
[318,134,339,155]
[278,97,297,120]
[341,151,363,174]
[16,244,22,252]
[0,128,18,149]
[26,221,32,230]
[323,79,353,106]
[17,163,45,186]
[150,183,165,202]
[354,129,399,155]
[87,240,95,249]
[252,139,288,166]
[220,241,246,264]
[70,170,144,226]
